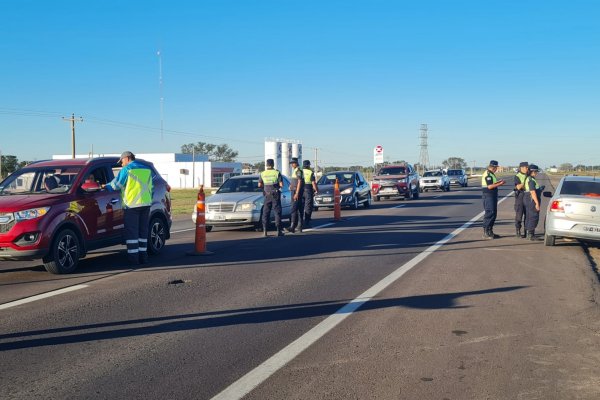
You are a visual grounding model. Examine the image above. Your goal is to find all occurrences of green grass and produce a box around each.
[170,188,214,216]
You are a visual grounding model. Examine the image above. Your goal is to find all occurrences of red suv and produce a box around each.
[0,157,172,274]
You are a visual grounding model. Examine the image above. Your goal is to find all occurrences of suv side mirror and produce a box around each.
[543,191,553,198]
[81,181,101,192]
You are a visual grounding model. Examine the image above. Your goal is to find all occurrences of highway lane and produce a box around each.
[3,178,599,399]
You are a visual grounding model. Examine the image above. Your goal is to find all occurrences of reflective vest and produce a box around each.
[481,170,498,187]
[261,169,280,186]
[303,168,314,184]
[525,176,539,192]
[123,168,153,208]
[516,172,527,189]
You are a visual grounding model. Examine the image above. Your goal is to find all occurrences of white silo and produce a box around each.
[281,142,292,177]
[264,140,282,171]
[292,142,302,166]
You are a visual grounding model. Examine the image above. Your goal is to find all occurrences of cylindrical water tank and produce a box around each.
[264,141,282,171]
[281,142,292,177]
[292,143,302,166]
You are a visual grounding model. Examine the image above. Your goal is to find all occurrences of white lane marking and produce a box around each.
[0,284,89,311]
[392,204,406,209]
[172,228,196,234]
[211,194,513,400]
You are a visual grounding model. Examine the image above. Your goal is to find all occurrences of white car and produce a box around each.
[192,175,292,231]
[419,170,450,192]
[544,175,600,246]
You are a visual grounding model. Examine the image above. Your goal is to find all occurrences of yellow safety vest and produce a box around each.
[123,168,153,208]
[481,170,498,187]
[303,168,314,184]
[516,172,527,186]
[525,176,539,192]
[261,169,280,186]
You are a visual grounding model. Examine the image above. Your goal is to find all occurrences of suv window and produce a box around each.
[378,167,406,175]
[0,166,82,195]
[560,180,600,196]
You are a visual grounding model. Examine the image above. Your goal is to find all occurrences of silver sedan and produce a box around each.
[544,175,600,246]
[192,174,292,231]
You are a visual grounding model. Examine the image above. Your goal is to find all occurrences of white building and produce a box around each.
[52,153,242,189]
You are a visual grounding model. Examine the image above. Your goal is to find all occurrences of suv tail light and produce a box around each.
[550,200,564,212]
[166,184,171,192]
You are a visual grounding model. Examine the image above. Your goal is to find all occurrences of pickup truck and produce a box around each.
[371,163,420,201]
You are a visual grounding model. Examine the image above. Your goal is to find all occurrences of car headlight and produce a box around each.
[237,203,257,212]
[15,207,50,221]
[341,187,353,194]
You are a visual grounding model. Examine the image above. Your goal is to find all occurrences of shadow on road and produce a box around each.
[0,285,528,351]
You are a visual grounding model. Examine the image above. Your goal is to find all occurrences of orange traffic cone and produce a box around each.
[187,185,213,256]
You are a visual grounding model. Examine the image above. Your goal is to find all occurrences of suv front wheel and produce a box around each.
[44,228,81,274]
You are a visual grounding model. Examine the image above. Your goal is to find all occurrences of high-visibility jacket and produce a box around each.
[260,169,281,187]
[303,168,315,185]
[482,170,498,194]
[515,172,527,190]
[107,160,154,208]
[525,176,539,192]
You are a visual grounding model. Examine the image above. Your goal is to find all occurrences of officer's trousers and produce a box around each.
[124,206,150,263]
[290,195,304,228]
[303,189,314,224]
[514,191,526,229]
[523,194,540,232]
[482,192,498,230]
[262,191,282,228]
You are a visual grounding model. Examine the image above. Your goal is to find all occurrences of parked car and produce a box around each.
[314,171,371,210]
[371,164,420,201]
[0,157,172,274]
[543,175,600,246]
[192,174,292,231]
[445,168,468,187]
[419,170,450,192]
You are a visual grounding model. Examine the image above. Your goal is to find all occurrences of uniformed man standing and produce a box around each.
[105,151,154,264]
[301,160,318,229]
[523,164,543,241]
[286,157,304,233]
[514,161,529,238]
[258,159,284,237]
[481,160,506,239]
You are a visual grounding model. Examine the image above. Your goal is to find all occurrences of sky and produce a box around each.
[1,0,599,168]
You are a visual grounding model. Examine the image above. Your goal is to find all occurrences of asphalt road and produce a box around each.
[2,176,600,400]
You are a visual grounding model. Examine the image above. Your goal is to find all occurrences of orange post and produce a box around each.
[193,185,208,254]
[334,178,341,221]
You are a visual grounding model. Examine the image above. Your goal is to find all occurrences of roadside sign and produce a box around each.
[374,145,384,164]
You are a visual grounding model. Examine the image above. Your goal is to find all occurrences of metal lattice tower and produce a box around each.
[419,123,429,169]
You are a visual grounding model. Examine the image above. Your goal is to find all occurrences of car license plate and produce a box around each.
[381,188,395,193]
[210,214,225,221]
[322,197,332,203]
[582,225,600,233]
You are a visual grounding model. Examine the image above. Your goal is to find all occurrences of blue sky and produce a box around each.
[1,0,599,168]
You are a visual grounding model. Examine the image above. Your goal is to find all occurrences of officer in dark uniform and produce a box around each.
[523,164,543,241]
[514,161,529,238]
[302,160,318,229]
[481,160,506,239]
[286,157,304,233]
[258,159,284,237]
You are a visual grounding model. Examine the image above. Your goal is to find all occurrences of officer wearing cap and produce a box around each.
[286,157,304,233]
[258,159,284,236]
[514,161,529,238]
[481,160,506,239]
[105,151,154,264]
[302,159,319,229]
[523,164,543,241]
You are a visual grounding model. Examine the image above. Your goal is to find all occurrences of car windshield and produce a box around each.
[318,173,355,185]
[560,180,600,197]
[423,171,442,177]
[378,167,406,175]
[217,177,262,193]
[447,170,461,175]
[0,166,81,195]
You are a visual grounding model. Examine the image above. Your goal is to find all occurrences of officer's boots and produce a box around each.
[516,227,522,238]
[483,228,492,239]
[489,228,500,239]
[277,226,284,237]
[527,231,542,241]
[262,224,268,237]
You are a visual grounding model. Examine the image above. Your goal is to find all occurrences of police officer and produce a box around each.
[105,151,154,264]
[302,160,318,229]
[523,164,543,241]
[286,157,304,233]
[514,161,529,238]
[258,159,284,237]
[481,160,506,239]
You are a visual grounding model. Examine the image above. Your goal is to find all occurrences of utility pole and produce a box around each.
[62,113,83,158]
[471,160,476,176]
[158,50,164,141]
[0,149,3,180]
[314,147,319,177]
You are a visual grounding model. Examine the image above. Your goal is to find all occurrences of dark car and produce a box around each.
[445,168,468,187]
[0,157,172,274]
[371,163,420,201]
[314,171,371,209]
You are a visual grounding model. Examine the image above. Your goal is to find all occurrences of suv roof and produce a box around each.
[24,157,120,169]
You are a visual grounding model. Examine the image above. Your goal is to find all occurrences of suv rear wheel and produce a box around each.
[44,228,81,274]
[148,216,167,255]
